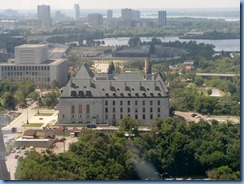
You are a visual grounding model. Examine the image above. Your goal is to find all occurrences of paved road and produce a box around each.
[2,103,58,180]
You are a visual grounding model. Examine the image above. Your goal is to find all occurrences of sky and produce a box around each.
[0,0,240,9]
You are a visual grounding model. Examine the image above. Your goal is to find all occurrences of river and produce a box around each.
[95,37,240,52]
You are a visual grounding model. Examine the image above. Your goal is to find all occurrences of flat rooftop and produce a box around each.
[15,44,48,48]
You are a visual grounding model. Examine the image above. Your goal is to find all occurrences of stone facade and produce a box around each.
[59,62,170,126]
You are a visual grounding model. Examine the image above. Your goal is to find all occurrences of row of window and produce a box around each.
[105,113,160,120]
[3,76,50,82]
[63,113,160,122]
[105,107,161,113]
[1,66,50,71]
[2,71,49,76]
[71,104,90,114]
[105,100,161,106]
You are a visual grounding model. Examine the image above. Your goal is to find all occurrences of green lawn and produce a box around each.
[22,123,44,127]
[34,113,53,116]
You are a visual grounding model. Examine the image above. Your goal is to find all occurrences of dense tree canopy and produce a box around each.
[15,117,240,180]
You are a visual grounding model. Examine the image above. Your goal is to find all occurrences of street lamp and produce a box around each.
[155,172,168,180]
[63,125,65,152]
[26,108,29,124]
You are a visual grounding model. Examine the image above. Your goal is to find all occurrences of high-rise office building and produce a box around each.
[73,4,80,20]
[87,13,103,27]
[107,9,113,21]
[37,5,52,28]
[132,10,140,21]
[121,8,132,21]
[158,11,167,27]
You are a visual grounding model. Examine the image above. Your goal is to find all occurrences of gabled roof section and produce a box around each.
[76,63,95,79]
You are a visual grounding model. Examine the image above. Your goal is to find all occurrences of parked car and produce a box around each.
[24,150,29,155]
[16,149,21,153]
[20,146,25,150]
[191,113,197,117]
[14,154,19,159]
[16,130,22,133]
[86,124,97,128]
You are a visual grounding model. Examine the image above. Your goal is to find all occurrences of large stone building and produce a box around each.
[0,44,68,88]
[59,60,170,126]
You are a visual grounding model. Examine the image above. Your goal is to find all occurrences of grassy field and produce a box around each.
[22,123,44,127]
[34,113,53,116]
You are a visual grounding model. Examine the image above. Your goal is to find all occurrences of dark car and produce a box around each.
[24,150,29,155]
[20,146,25,150]
[86,124,97,128]
[57,138,66,142]
[191,113,197,117]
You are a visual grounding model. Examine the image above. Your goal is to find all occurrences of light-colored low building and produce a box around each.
[0,44,68,88]
[59,60,170,126]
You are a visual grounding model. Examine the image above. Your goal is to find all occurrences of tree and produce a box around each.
[149,44,156,55]
[2,92,16,110]
[42,91,59,108]
[128,36,141,47]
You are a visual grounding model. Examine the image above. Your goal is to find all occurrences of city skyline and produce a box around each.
[0,0,240,10]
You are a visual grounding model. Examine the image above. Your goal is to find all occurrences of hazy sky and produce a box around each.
[0,0,240,9]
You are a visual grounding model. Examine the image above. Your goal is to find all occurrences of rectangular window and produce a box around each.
[120,114,123,119]
[150,114,153,119]
[128,101,130,106]
[128,108,130,113]
[158,101,160,105]
[135,101,138,106]
[105,107,108,113]
[143,114,145,119]
[86,104,90,114]
[135,114,138,119]
[135,108,138,113]
[158,108,160,113]
[150,101,153,105]
[150,107,153,113]
[71,105,75,114]
[79,105,82,113]
[120,101,123,105]
[105,101,108,106]
[143,107,145,113]
[120,108,123,113]
[113,101,115,105]
[113,107,116,113]
[143,101,145,105]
